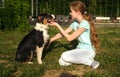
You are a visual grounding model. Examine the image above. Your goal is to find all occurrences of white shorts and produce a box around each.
[59,49,96,66]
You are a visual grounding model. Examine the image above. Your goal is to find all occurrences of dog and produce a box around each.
[15,13,55,64]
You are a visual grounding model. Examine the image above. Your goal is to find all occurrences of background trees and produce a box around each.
[38,0,120,17]
[0,0,30,30]
[0,0,120,30]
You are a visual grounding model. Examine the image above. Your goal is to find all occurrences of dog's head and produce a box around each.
[35,13,55,30]
[37,13,55,25]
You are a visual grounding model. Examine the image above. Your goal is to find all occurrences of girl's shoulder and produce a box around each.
[81,20,89,24]
[79,20,90,29]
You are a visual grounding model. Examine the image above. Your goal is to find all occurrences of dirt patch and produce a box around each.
[11,68,22,77]
[42,65,89,77]
[0,60,9,63]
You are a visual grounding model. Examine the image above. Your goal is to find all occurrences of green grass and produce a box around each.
[0,27,120,77]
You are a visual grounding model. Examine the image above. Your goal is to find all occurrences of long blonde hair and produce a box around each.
[70,1,100,51]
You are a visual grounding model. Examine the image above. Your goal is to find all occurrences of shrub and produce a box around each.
[0,0,30,31]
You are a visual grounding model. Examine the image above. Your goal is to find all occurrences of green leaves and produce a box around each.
[0,0,30,30]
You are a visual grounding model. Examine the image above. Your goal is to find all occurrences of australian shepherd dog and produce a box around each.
[15,13,55,64]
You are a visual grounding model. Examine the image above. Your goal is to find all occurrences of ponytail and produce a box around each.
[83,13,100,52]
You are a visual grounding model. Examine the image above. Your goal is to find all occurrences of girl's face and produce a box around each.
[69,7,80,20]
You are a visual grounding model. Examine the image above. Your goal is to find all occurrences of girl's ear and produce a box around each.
[77,10,81,15]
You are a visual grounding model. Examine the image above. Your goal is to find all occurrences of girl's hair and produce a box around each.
[70,1,100,51]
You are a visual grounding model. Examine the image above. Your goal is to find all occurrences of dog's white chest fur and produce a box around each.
[35,23,49,43]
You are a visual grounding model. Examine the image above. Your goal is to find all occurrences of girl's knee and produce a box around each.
[61,52,69,61]
[61,52,74,62]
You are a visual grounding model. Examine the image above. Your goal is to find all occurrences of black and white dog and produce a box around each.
[15,13,55,64]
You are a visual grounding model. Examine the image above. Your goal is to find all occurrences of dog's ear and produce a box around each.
[37,15,42,23]
[37,13,48,23]
[43,18,48,25]
[38,17,47,25]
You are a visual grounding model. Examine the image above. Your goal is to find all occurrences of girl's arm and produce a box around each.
[50,27,73,42]
[55,23,86,41]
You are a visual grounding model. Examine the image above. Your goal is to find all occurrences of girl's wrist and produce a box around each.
[56,24,61,29]
[50,38,54,43]
[56,24,59,27]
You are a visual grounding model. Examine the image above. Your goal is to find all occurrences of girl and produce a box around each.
[49,1,100,69]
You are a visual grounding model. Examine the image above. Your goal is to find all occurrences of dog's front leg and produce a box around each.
[36,46,44,64]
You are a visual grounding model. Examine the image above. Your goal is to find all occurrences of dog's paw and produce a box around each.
[38,61,42,64]
[28,62,33,64]
[23,61,33,64]
[45,39,50,48]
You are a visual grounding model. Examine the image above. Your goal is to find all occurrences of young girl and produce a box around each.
[49,1,100,69]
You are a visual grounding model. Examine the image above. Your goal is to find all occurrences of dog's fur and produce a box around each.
[15,13,54,64]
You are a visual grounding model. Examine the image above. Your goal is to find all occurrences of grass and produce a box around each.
[0,26,120,77]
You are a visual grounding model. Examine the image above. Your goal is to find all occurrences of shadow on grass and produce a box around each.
[42,41,62,59]
[63,40,78,50]
[42,40,78,59]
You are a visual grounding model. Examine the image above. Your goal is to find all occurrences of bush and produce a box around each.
[0,0,30,31]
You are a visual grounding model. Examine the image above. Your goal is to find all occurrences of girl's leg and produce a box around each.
[59,49,95,66]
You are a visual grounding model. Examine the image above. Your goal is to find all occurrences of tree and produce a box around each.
[0,0,30,30]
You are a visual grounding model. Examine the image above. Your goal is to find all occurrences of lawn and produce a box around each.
[0,26,120,77]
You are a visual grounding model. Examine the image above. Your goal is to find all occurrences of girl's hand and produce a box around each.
[48,22,59,27]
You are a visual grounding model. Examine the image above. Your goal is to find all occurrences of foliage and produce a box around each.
[0,0,120,30]
[38,0,120,17]
[0,0,30,30]
[0,27,120,77]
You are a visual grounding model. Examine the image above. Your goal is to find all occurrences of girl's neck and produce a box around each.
[76,15,84,23]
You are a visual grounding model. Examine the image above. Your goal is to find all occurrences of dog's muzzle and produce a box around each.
[47,19,55,23]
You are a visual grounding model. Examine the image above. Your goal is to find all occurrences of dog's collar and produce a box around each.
[34,23,49,30]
